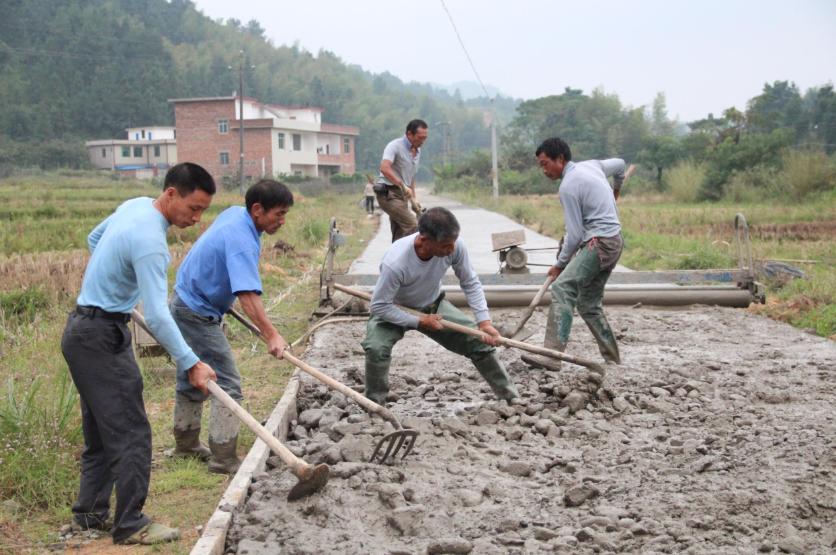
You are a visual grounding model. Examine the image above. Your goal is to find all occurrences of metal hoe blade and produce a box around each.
[370,429,419,464]
[287,463,330,501]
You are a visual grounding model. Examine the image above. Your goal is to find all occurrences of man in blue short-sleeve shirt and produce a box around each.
[170,179,293,474]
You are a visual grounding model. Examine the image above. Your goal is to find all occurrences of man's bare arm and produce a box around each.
[237,291,288,358]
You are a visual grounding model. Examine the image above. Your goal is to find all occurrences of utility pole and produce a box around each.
[490,99,499,199]
[237,51,245,196]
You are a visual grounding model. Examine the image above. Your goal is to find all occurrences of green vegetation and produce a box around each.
[0,172,376,551]
[436,83,836,202]
[447,189,836,339]
[1,0,513,175]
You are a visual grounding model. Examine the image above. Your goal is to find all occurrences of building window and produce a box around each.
[121,146,130,157]
[294,170,302,177]
[101,148,107,158]
[133,146,142,157]
[220,152,230,166]
[292,134,301,151]
[218,119,229,134]
[154,145,161,157]
[277,133,285,149]
[343,137,351,154]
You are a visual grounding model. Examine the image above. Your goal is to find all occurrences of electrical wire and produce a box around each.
[439,0,492,100]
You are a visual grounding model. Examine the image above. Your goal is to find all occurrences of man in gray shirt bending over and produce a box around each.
[528,137,625,370]
[375,119,428,241]
[361,207,519,404]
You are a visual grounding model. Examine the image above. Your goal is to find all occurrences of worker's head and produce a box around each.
[405,119,429,149]
[159,162,216,228]
[535,137,572,181]
[246,179,294,235]
[416,207,459,258]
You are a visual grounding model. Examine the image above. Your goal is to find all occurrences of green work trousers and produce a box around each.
[548,240,621,363]
[361,298,517,404]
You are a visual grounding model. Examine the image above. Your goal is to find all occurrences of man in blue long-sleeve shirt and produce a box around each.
[60,163,217,545]
[529,137,625,369]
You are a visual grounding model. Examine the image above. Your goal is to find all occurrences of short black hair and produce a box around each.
[406,119,428,135]
[164,162,216,196]
[245,179,294,212]
[418,207,460,242]
[535,138,572,162]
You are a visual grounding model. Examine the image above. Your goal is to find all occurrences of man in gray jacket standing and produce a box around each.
[529,137,626,369]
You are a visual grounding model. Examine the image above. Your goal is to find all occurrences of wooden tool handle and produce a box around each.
[227,308,403,428]
[206,381,313,478]
[509,275,553,336]
[130,309,313,479]
[333,283,602,372]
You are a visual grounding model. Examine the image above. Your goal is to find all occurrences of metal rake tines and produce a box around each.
[369,429,419,464]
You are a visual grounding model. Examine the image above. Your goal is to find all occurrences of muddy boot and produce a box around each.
[524,306,567,371]
[120,521,180,545]
[172,394,210,461]
[208,398,241,475]
[471,352,519,401]
[584,315,621,364]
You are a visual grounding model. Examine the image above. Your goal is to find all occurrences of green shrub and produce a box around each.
[667,161,706,202]
[0,372,81,511]
[781,150,836,198]
[299,218,328,246]
[0,287,49,322]
[673,246,732,269]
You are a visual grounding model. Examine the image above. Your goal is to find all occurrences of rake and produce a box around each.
[333,283,605,374]
[131,310,328,500]
[227,308,418,465]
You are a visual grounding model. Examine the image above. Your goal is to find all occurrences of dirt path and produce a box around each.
[225,303,835,554]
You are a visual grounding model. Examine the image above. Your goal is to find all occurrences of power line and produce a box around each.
[439,0,491,99]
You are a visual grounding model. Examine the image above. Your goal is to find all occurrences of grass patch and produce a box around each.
[0,172,377,551]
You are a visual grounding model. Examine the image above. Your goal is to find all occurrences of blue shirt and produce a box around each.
[555,159,624,268]
[77,197,199,371]
[175,206,263,319]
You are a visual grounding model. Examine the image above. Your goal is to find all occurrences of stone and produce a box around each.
[564,485,600,507]
[236,539,280,555]
[575,527,595,542]
[375,483,405,509]
[534,419,553,435]
[532,526,559,541]
[339,434,371,462]
[298,408,323,429]
[475,410,499,426]
[426,538,474,554]
[613,396,631,412]
[457,489,483,507]
[498,460,533,477]
[386,505,426,536]
[560,391,589,414]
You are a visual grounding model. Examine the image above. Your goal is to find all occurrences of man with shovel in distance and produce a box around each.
[362,207,520,405]
[524,137,627,371]
[60,163,218,545]
[374,119,428,241]
[169,179,292,475]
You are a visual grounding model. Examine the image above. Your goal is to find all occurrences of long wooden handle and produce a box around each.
[333,283,602,372]
[226,308,403,428]
[509,275,554,337]
[206,381,312,478]
[130,309,313,479]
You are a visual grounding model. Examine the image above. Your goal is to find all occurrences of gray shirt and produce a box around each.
[555,159,624,269]
[370,233,490,328]
[377,135,421,188]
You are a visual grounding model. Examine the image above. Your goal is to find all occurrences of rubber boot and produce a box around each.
[471,352,519,401]
[583,314,621,364]
[523,304,567,371]
[172,394,210,461]
[208,398,241,475]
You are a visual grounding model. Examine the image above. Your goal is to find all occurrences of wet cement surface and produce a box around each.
[226,304,836,554]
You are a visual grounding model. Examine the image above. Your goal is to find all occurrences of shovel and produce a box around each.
[333,283,604,374]
[130,309,329,500]
[227,308,418,465]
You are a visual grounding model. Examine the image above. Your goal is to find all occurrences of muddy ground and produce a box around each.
[226,304,835,554]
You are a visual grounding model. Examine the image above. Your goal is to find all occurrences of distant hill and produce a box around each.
[0,0,503,173]
[431,81,507,101]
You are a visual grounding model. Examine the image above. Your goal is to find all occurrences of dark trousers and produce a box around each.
[61,310,151,542]
[376,186,418,241]
[365,195,375,214]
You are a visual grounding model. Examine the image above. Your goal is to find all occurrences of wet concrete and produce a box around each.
[226,304,836,554]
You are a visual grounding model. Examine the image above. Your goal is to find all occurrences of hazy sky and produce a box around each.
[193,0,836,122]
